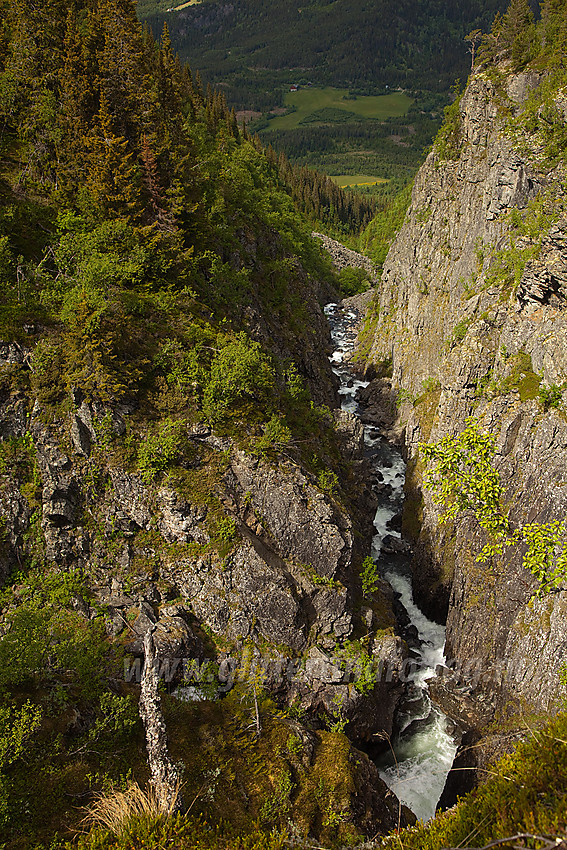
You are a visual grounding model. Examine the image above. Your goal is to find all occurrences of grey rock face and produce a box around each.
[0,395,28,440]
[287,634,406,744]
[356,380,400,442]
[333,409,366,460]
[157,488,209,545]
[366,71,544,397]
[166,540,305,651]
[109,469,152,530]
[313,232,379,283]
[0,478,32,581]
[0,341,31,368]
[70,414,92,457]
[0,346,402,747]
[228,451,353,581]
[361,65,567,720]
[124,604,205,669]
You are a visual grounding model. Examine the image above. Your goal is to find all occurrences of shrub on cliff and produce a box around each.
[421,418,567,596]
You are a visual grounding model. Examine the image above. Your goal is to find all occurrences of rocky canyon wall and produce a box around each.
[362,63,567,722]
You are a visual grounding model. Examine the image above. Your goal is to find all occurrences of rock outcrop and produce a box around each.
[0,358,404,749]
[313,232,379,283]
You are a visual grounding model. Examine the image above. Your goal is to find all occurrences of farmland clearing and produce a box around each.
[265,87,413,131]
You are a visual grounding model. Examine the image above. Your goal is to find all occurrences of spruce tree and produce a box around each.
[501,0,536,70]
[84,92,141,221]
[541,0,567,60]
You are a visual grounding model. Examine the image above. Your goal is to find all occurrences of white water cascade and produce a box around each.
[324,302,457,822]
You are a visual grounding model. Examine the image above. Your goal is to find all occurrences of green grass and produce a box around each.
[265,88,413,131]
[330,174,389,188]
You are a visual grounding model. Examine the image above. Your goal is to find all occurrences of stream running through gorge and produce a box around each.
[324,301,457,822]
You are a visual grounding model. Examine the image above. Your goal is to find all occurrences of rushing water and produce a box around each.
[324,302,457,822]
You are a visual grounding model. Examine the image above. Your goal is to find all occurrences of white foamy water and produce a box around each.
[372,507,400,553]
[384,570,447,688]
[379,708,458,822]
[325,300,457,822]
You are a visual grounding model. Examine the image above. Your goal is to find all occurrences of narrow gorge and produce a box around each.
[325,299,457,821]
[1,1,567,848]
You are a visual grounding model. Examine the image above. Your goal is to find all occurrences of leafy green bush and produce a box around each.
[317,469,339,496]
[421,418,567,595]
[333,640,376,695]
[60,291,144,403]
[0,701,43,771]
[255,415,292,454]
[0,568,109,694]
[54,219,180,297]
[215,516,237,542]
[359,181,412,272]
[421,376,441,394]
[483,238,541,295]
[0,700,43,825]
[30,339,66,405]
[396,387,416,407]
[360,556,380,598]
[539,382,563,411]
[202,333,276,426]
[84,693,139,754]
[449,317,472,346]
[138,418,187,483]
[0,432,38,484]
[283,363,308,402]
[337,266,371,298]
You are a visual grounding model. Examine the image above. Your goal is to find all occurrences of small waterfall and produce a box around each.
[324,301,457,821]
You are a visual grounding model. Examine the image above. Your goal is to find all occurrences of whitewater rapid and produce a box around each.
[325,301,457,822]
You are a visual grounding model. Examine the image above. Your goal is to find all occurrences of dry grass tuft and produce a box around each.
[83,781,181,835]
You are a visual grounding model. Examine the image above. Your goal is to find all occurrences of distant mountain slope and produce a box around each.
[141,0,510,109]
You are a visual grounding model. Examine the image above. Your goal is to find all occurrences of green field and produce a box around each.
[330,174,389,188]
[265,88,413,131]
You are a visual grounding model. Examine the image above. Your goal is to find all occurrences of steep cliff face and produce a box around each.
[363,63,567,720]
[368,69,545,394]
[0,343,403,705]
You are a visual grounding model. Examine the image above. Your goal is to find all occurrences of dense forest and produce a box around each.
[141,0,511,107]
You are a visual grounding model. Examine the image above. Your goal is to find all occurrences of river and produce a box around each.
[324,301,457,822]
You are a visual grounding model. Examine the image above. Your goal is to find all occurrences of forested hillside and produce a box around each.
[141,0,510,106]
[0,1,405,847]
[0,0,347,382]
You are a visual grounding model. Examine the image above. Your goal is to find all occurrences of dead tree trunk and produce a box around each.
[139,626,183,813]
